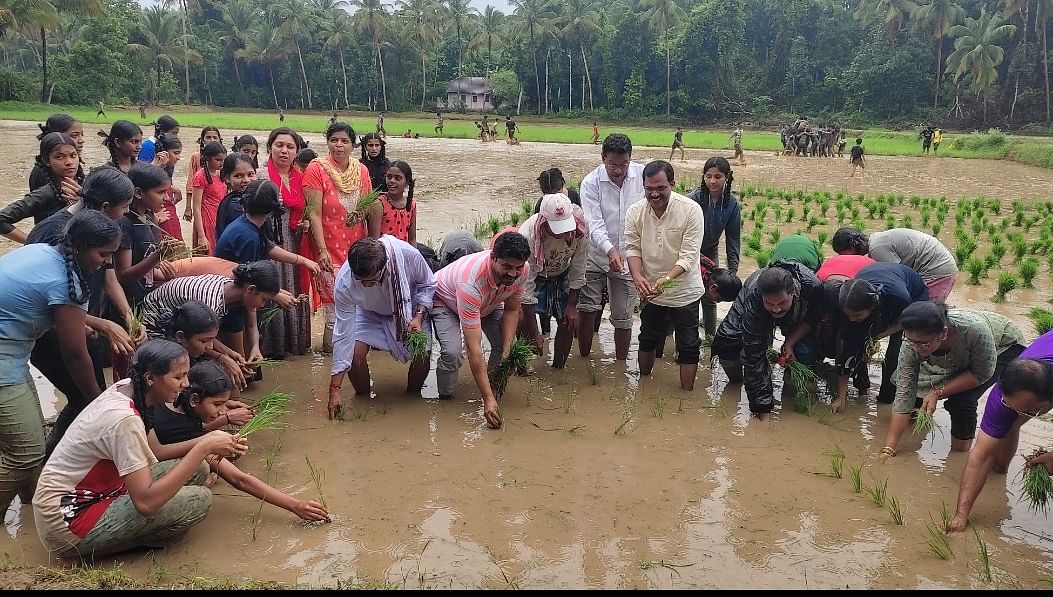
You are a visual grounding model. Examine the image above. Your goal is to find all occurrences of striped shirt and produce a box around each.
[141,274,230,336]
[434,250,526,329]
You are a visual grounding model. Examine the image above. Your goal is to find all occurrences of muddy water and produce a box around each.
[2,120,1053,588]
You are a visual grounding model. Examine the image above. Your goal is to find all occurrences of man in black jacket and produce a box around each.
[712,261,825,420]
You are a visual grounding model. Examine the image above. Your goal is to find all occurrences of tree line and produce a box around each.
[0,0,1050,127]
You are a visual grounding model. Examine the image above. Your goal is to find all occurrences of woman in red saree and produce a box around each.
[302,122,381,352]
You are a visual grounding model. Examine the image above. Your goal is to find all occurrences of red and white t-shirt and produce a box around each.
[434,250,526,329]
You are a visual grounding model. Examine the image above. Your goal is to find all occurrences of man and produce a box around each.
[437,229,483,269]
[712,262,825,420]
[948,334,1053,532]
[625,160,705,390]
[933,128,943,154]
[505,116,518,144]
[591,122,599,145]
[328,112,338,128]
[435,112,445,135]
[518,194,587,369]
[481,114,491,141]
[729,126,744,164]
[670,126,685,161]
[432,231,531,429]
[97,98,106,118]
[921,126,934,155]
[278,107,285,123]
[770,234,822,272]
[578,133,645,360]
[376,111,387,138]
[138,102,146,119]
[328,236,437,418]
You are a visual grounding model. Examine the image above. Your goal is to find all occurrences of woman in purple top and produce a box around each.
[948,331,1053,532]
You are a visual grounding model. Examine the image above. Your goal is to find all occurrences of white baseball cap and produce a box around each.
[539,193,577,235]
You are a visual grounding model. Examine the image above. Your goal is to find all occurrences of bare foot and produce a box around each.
[754,412,771,422]
[831,397,846,414]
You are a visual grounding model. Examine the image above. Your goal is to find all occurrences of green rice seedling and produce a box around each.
[258,306,283,326]
[490,337,534,397]
[651,394,666,419]
[472,217,489,239]
[837,205,847,224]
[965,258,985,285]
[877,203,890,219]
[614,411,632,435]
[806,216,821,233]
[910,195,922,208]
[487,215,502,236]
[827,445,845,479]
[587,364,598,385]
[818,230,829,246]
[345,190,382,226]
[924,514,954,559]
[992,271,1018,303]
[754,250,771,269]
[251,391,292,413]
[1020,447,1052,515]
[849,465,863,493]
[1013,238,1030,261]
[887,496,904,525]
[972,218,984,236]
[304,456,331,521]
[785,207,795,223]
[521,198,534,216]
[1015,211,1026,227]
[955,210,966,225]
[885,215,896,230]
[864,201,877,219]
[931,222,942,237]
[973,527,992,582]
[1020,258,1040,288]
[866,477,888,507]
[819,197,830,217]
[939,501,952,529]
[1012,198,1025,214]
[787,360,819,415]
[1026,214,1041,232]
[901,214,914,229]
[936,210,946,224]
[239,400,289,437]
[656,277,678,293]
[851,216,866,233]
[772,204,782,222]
[125,305,144,339]
[1028,308,1053,335]
[801,204,811,222]
[768,228,781,245]
[851,206,860,221]
[507,211,521,227]
[912,408,941,439]
[403,329,430,361]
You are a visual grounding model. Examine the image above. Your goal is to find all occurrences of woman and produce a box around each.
[99,120,144,173]
[184,126,223,200]
[32,340,246,559]
[303,122,381,352]
[0,211,126,514]
[359,132,390,193]
[688,157,741,337]
[138,115,180,163]
[256,127,312,356]
[30,114,85,190]
[0,133,81,243]
[881,302,1025,458]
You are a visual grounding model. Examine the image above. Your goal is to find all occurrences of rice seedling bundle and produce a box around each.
[403,329,430,361]
[1020,448,1052,515]
[1028,308,1053,335]
[251,391,292,413]
[993,271,1018,303]
[490,337,534,398]
[126,306,143,339]
[1020,258,1039,288]
[912,409,940,439]
[344,190,382,226]
[656,277,678,293]
[258,306,283,326]
[239,395,290,437]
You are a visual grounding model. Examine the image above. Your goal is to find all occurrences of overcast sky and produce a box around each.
[139,0,516,15]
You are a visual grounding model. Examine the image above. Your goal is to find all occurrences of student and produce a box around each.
[591,122,599,145]
[30,114,85,191]
[99,120,143,173]
[669,126,685,161]
[770,234,822,271]
[212,153,258,242]
[833,227,958,303]
[232,134,259,170]
[849,137,865,177]
[294,147,317,173]
[138,102,147,119]
[688,157,742,337]
[154,133,185,240]
[0,210,124,513]
[190,141,229,251]
[214,180,320,276]
[533,168,581,212]
[32,340,247,559]
[184,127,223,200]
[359,132,390,193]
[434,112,444,135]
[518,193,587,369]
[729,126,744,164]
[0,133,81,244]
[920,126,934,155]
[166,300,253,393]
[379,161,416,244]
[150,360,329,522]
[402,129,412,138]
[882,302,1025,460]
[505,116,518,144]
[139,115,180,163]
[116,164,170,310]
[278,107,285,122]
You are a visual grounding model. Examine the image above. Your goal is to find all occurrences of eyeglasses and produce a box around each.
[1000,395,1048,419]
[905,328,946,349]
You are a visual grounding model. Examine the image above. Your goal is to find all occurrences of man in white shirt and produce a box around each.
[625,160,705,390]
[578,134,645,360]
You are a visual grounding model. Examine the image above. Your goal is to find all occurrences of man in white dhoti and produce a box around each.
[327,235,437,419]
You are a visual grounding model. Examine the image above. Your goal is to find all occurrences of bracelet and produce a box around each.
[329,380,342,390]
[224,413,230,427]
[879,446,896,457]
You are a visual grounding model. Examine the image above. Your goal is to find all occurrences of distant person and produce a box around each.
[328,112,338,128]
[402,129,412,138]
[729,126,744,165]
[138,102,146,119]
[591,122,599,145]
[435,112,445,135]
[921,127,934,155]
[376,111,387,138]
[481,114,491,141]
[670,126,685,161]
[933,128,943,154]
[850,137,865,177]
[278,107,285,123]
[505,116,519,144]
[96,98,106,118]
[836,130,847,157]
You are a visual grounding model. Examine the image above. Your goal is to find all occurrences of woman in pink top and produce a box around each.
[303,122,381,351]
[816,254,875,282]
[189,141,228,252]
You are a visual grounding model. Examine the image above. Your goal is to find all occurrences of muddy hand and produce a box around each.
[946,512,969,533]
[327,388,343,420]
[295,499,331,522]
[483,398,502,429]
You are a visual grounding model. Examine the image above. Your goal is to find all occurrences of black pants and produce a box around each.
[877,331,903,403]
[701,297,718,337]
[639,300,701,364]
[31,330,107,457]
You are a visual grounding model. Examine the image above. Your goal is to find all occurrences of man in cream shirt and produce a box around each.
[578,133,646,360]
[624,160,705,390]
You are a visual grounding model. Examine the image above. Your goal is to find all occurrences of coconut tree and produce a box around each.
[319,8,355,110]
[443,0,474,77]
[911,0,965,108]
[471,5,504,80]
[269,0,317,110]
[640,0,686,115]
[558,0,599,112]
[129,6,184,103]
[350,0,392,111]
[510,0,554,114]
[853,0,918,46]
[945,8,1017,122]
[399,0,437,110]
[242,20,291,109]
[210,0,258,102]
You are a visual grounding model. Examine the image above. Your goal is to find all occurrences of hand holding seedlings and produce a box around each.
[200,430,249,460]
[632,275,656,301]
[921,389,940,415]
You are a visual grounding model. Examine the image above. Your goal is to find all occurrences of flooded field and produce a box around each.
[1,120,1052,588]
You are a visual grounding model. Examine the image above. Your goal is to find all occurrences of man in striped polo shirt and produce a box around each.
[433,231,531,428]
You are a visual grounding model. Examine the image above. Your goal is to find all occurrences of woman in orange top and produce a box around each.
[302,122,381,351]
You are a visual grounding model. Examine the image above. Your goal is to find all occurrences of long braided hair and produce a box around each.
[37,114,85,183]
[129,339,189,431]
[57,210,122,304]
[701,156,735,206]
[35,132,77,204]
[98,120,142,169]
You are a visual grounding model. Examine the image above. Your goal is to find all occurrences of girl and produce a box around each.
[99,120,143,173]
[117,163,170,308]
[0,210,124,513]
[258,127,312,357]
[303,122,381,352]
[138,114,180,163]
[688,157,741,337]
[32,340,246,559]
[359,132,389,192]
[154,133,185,240]
[294,147,317,173]
[140,261,280,371]
[184,126,223,199]
[31,114,85,190]
[167,300,252,398]
[232,134,260,170]
[149,360,329,522]
[881,302,1026,459]
[189,141,228,252]
[380,160,417,245]
[0,132,81,243]
[213,153,258,242]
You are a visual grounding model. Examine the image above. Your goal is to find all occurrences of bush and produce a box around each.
[0,69,37,102]
[950,128,1011,152]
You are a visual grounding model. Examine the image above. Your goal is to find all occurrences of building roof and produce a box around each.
[447,77,492,94]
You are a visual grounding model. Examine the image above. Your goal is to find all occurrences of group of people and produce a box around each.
[781,117,846,158]
[920,126,944,155]
[0,113,1049,565]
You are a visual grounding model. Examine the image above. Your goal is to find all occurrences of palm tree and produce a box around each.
[912,0,965,108]
[399,0,437,110]
[242,20,291,109]
[510,0,554,114]
[269,0,317,110]
[443,0,474,77]
[558,0,599,112]
[1038,0,1053,121]
[210,0,258,102]
[641,0,686,115]
[350,0,392,111]
[471,5,504,80]
[853,0,918,46]
[320,8,355,110]
[129,6,184,103]
[945,8,1017,122]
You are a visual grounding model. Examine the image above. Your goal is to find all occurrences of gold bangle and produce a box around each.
[879,446,896,457]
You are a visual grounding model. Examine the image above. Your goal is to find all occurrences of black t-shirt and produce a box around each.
[850,145,864,160]
[119,211,161,305]
[506,120,516,132]
[214,191,245,242]
[921,129,934,142]
[27,208,109,316]
[674,130,683,142]
[152,403,206,445]
[533,187,582,213]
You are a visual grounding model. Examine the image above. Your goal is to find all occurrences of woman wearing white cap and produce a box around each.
[518,193,588,369]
